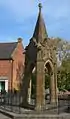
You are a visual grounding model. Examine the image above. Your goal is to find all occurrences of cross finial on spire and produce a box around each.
[38,3,42,13]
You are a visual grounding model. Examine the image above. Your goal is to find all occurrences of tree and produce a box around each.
[54,37,70,91]
[57,51,70,91]
[56,38,70,65]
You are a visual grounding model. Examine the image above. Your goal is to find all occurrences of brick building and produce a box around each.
[0,38,25,92]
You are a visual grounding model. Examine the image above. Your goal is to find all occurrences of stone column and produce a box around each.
[35,61,45,111]
[28,79,32,104]
[50,72,56,104]
[54,64,58,105]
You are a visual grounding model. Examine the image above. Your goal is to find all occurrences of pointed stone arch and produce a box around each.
[21,3,58,110]
[44,59,54,72]
[44,60,57,104]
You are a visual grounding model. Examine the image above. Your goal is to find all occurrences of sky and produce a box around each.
[0,0,70,47]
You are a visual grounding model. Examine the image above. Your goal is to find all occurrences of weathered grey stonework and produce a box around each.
[13,113,70,119]
[21,3,58,111]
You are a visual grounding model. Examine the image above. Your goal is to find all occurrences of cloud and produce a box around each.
[0,0,70,22]
[0,0,38,22]
[43,0,70,18]
[0,0,70,18]
[0,0,70,46]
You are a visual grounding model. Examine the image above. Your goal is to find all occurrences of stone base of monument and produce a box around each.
[20,102,35,110]
[0,103,70,119]
[12,110,70,119]
[21,103,58,115]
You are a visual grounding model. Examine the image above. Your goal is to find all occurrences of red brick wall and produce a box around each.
[0,60,12,90]
[12,40,25,90]
[0,40,25,91]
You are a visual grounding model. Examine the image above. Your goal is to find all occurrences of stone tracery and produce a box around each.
[21,3,58,111]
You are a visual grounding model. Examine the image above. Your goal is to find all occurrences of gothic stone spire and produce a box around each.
[33,3,48,43]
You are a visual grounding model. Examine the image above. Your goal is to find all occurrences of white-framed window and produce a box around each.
[0,77,8,92]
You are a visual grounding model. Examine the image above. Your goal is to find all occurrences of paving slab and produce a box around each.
[0,106,70,119]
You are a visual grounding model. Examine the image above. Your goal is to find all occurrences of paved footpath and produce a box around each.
[0,113,11,119]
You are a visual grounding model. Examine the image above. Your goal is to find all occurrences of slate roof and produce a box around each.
[0,42,18,60]
[33,3,48,42]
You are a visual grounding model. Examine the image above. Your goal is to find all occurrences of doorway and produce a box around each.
[0,81,5,92]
